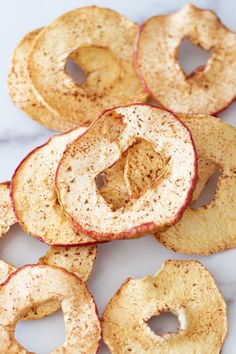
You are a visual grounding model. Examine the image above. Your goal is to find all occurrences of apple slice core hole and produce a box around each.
[147,311,179,336]
[178,37,212,76]
[65,57,87,85]
[96,138,166,211]
[65,46,121,93]
[191,169,220,209]
[0,225,49,268]
[15,310,66,353]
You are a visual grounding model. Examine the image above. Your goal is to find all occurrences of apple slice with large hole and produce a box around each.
[0,265,101,353]
[11,127,99,246]
[0,243,97,321]
[102,260,227,353]
[134,4,236,115]
[56,104,197,241]
[155,114,236,255]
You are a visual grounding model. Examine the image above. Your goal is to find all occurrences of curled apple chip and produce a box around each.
[102,260,227,353]
[135,4,236,115]
[0,265,101,353]
[12,127,97,245]
[8,29,74,131]
[155,115,236,255]
[28,6,148,126]
[0,182,16,237]
[56,104,197,241]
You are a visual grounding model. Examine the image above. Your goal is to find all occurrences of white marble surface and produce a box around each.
[0,0,236,353]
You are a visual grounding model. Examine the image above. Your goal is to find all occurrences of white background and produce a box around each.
[0,0,236,353]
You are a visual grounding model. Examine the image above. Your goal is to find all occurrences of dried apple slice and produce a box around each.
[102,260,227,353]
[0,265,101,353]
[56,104,197,241]
[28,6,148,126]
[7,29,75,131]
[0,182,16,237]
[155,115,236,255]
[11,127,97,245]
[135,4,236,115]
[0,245,97,321]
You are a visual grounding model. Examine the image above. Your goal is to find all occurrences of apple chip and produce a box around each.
[28,6,148,126]
[0,265,101,353]
[0,182,16,237]
[0,245,97,321]
[56,105,197,241]
[155,115,236,255]
[102,260,227,353]
[135,4,236,115]
[0,247,97,321]
[11,127,97,245]
[8,29,74,131]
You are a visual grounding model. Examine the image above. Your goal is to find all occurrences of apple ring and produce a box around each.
[0,265,101,353]
[155,115,236,255]
[56,104,197,241]
[135,4,236,115]
[11,127,97,245]
[0,243,97,321]
[102,260,227,353]
[28,6,148,126]
[8,29,76,132]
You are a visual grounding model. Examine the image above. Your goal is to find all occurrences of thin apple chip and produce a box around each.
[155,115,236,255]
[103,260,227,353]
[0,265,101,353]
